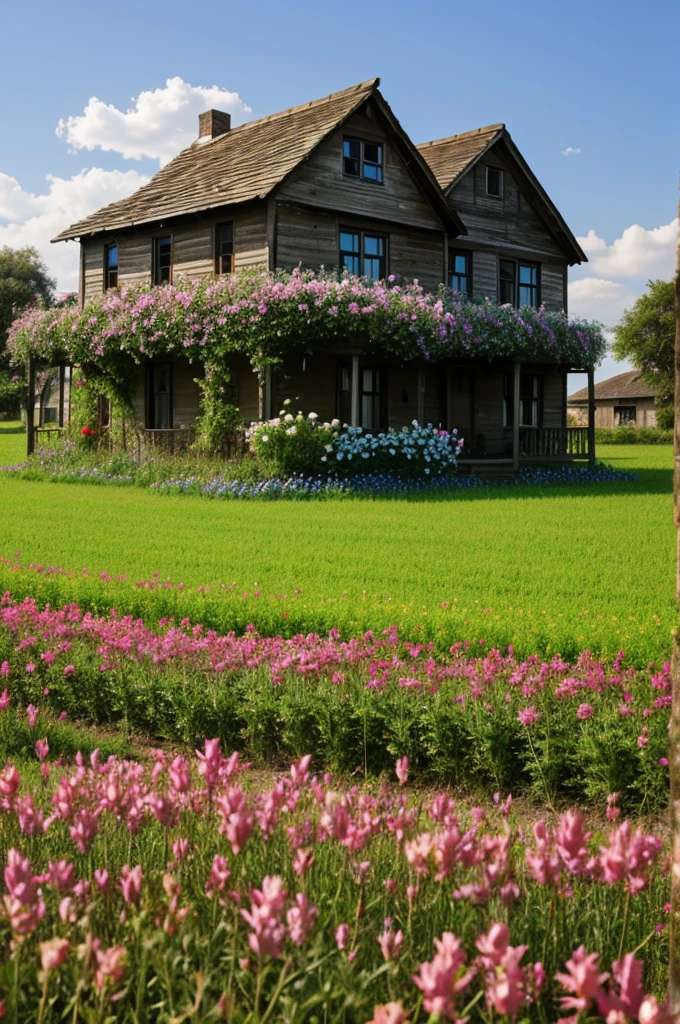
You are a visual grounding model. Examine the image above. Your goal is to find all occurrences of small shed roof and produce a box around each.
[568,370,656,403]
[53,79,464,242]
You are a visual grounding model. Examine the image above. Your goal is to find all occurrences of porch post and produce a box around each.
[587,366,596,463]
[26,358,35,457]
[417,366,425,424]
[58,364,66,428]
[512,360,521,472]
[264,366,272,420]
[350,355,360,427]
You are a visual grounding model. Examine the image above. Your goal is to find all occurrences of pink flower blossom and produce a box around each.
[377,918,403,961]
[40,937,70,972]
[35,738,49,762]
[365,1003,410,1024]
[555,946,609,1013]
[286,892,318,946]
[120,864,143,905]
[395,756,409,785]
[413,932,475,1019]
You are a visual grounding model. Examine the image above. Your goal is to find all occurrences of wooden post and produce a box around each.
[512,360,521,472]
[264,366,272,420]
[670,229,680,1016]
[58,364,66,428]
[26,359,35,457]
[587,367,596,464]
[350,355,360,427]
[417,367,425,424]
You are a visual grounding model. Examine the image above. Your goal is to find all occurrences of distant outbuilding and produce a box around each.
[568,370,656,428]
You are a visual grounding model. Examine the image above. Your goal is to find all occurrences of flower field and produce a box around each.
[0,591,672,811]
[0,725,672,1021]
[0,431,676,1019]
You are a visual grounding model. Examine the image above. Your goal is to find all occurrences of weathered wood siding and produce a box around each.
[225,353,260,423]
[275,205,338,271]
[79,202,269,298]
[569,397,657,428]
[277,108,445,232]
[447,142,570,312]
[386,365,419,429]
[173,359,202,427]
[274,202,445,290]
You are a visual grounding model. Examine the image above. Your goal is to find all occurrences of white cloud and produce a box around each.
[0,168,148,292]
[560,146,581,156]
[568,277,634,326]
[577,218,678,278]
[56,76,251,166]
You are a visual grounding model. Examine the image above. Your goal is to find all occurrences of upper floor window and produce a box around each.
[486,166,503,198]
[215,223,234,275]
[339,230,387,281]
[104,243,118,290]
[343,138,384,183]
[518,263,539,307]
[449,251,471,296]
[499,259,516,305]
[153,236,172,285]
[499,259,540,308]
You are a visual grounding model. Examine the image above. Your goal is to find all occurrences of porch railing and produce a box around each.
[143,428,247,460]
[519,426,590,459]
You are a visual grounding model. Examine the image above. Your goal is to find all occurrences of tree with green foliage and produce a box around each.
[0,246,55,416]
[612,278,675,427]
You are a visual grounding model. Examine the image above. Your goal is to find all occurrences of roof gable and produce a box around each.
[417,127,586,265]
[53,79,464,243]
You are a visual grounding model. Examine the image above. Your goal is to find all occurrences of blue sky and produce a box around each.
[1,0,677,382]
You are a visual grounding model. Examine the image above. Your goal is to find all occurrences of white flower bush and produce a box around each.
[247,407,462,480]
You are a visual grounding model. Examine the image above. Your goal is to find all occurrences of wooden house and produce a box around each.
[49,78,596,467]
[568,370,657,428]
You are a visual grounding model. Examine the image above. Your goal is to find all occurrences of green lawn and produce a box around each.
[0,420,27,465]
[0,424,674,664]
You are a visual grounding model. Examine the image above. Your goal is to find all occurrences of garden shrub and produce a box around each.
[595,426,672,444]
[247,404,336,477]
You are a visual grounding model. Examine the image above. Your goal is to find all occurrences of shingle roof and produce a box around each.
[568,370,656,403]
[416,125,505,191]
[52,79,463,242]
[417,124,587,266]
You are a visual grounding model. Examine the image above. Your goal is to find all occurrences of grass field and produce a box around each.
[0,422,673,664]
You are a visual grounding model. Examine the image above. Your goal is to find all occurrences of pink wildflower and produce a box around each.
[241,875,287,958]
[26,704,39,728]
[518,706,541,726]
[395,756,409,785]
[286,892,318,946]
[555,946,609,1014]
[35,738,49,762]
[413,932,475,1019]
[365,1003,410,1024]
[120,864,143,905]
[377,918,404,961]
[335,923,350,950]
[40,937,70,972]
[93,943,127,992]
[576,703,594,720]
[0,688,9,711]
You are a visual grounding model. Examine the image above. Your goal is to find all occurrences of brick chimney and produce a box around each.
[198,109,232,140]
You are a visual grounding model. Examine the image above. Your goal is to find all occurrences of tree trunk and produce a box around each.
[670,220,680,1013]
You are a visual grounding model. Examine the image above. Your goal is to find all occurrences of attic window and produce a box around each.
[486,166,503,198]
[343,138,383,183]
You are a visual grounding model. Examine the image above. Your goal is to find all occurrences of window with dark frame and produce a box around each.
[153,236,172,285]
[215,223,234,275]
[342,137,384,183]
[449,251,471,296]
[147,363,172,429]
[361,366,383,430]
[614,405,636,425]
[518,263,539,308]
[499,259,516,305]
[486,166,503,197]
[104,243,118,290]
[503,373,543,428]
[339,229,387,281]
